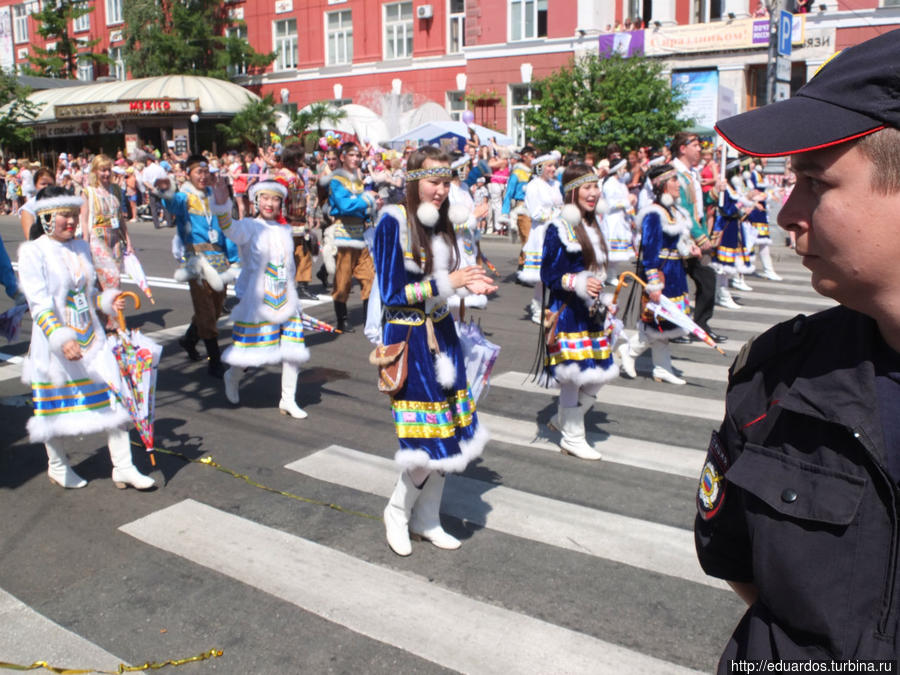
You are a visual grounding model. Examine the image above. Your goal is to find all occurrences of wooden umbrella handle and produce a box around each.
[612,270,647,305]
[115,291,141,332]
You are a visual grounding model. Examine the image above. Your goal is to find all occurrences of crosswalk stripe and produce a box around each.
[0,588,124,670]
[682,338,744,353]
[491,371,725,421]
[477,411,706,479]
[285,446,724,590]
[121,499,704,674]
[730,289,833,307]
[712,317,781,334]
[715,303,810,318]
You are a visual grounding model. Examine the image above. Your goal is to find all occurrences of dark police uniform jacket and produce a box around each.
[695,305,900,668]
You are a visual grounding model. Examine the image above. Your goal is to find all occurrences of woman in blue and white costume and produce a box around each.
[447,155,488,319]
[711,161,756,310]
[746,160,782,281]
[600,158,637,280]
[520,150,562,324]
[620,164,699,385]
[18,186,155,490]
[221,180,310,419]
[540,163,619,461]
[374,146,496,557]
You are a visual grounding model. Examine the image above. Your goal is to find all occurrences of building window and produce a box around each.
[72,2,90,32]
[510,0,547,41]
[106,0,123,25]
[108,45,125,80]
[447,90,465,121]
[449,0,465,53]
[226,25,247,76]
[509,83,533,147]
[326,10,353,66]
[274,18,298,71]
[13,4,28,44]
[384,1,413,60]
[76,54,93,81]
[694,0,722,23]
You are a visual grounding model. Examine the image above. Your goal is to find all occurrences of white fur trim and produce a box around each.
[394,423,489,474]
[249,180,287,202]
[98,288,121,317]
[317,172,332,187]
[280,341,311,366]
[362,191,377,218]
[533,150,561,167]
[517,267,541,284]
[660,193,674,207]
[430,235,456,299]
[433,351,456,389]
[561,203,581,227]
[173,266,193,282]
[645,281,665,294]
[551,218,581,253]
[572,270,594,304]
[209,198,233,216]
[223,344,281,368]
[335,238,368,250]
[199,256,224,292]
[33,195,84,214]
[636,204,688,238]
[27,406,130,443]
[447,293,487,309]
[48,326,78,355]
[417,202,439,228]
[594,198,609,216]
[404,259,424,274]
[448,203,469,226]
[219,263,241,286]
[541,361,620,388]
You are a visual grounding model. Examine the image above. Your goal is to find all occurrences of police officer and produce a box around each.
[695,30,900,668]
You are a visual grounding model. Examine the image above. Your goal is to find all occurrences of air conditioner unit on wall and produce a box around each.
[416,4,433,19]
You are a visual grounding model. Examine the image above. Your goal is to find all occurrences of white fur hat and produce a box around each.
[533,150,561,168]
[249,179,287,202]
[34,194,84,215]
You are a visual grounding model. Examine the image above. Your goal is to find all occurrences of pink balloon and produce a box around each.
[462,110,475,125]
[319,137,328,150]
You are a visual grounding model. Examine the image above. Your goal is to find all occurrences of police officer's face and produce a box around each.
[778,142,900,313]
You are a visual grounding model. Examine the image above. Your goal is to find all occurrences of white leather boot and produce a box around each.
[44,438,87,489]
[278,363,307,419]
[730,274,753,292]
[557,404,602,461]
[529,298,542,325]
[224,366,242,405]
[384,471,422,556]
[651,341,687,385]
[716,285,741,310]
[409,472,461,550]
[108,428,155,490]
[616,339,637,379]
[758,245,782,280]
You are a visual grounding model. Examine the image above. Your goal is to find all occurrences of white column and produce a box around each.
[651,0,677,25]
[576,0,615,33]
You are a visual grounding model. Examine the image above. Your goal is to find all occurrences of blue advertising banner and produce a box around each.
[671,69,719,132]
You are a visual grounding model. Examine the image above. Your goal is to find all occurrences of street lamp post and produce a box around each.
[190,113,199,154]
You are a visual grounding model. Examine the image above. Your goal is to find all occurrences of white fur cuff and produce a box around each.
[433,270,455,300]
[572,270,595,303]
[48,326,78,355]
[98,289,121,317]
[646,281,665,294]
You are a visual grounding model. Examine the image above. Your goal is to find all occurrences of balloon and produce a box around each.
[462,110,475,125]
[319,137,328,150]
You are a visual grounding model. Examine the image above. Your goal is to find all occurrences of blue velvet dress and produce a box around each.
[373,205,487,473]
[712,190,755,276]
[638,204,692,338]
[539,218,618,387]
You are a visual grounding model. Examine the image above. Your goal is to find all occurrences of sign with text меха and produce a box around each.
[55,98,199,120]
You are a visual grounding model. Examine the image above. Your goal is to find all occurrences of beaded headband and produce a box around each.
[406,166,452,183]
[651,169,677,185]
[563,173,599,194]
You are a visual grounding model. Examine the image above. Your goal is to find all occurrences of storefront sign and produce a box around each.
[55,98,199,119]
[34,118,123,138]
[645,16,804,56]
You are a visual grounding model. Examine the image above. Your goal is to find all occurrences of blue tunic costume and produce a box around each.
[539,217,619,387]
[712,189,755,277]
[638,203,693,338]
[373,205,488,473]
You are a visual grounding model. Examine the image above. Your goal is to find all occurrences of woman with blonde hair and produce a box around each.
[80,154,133,331]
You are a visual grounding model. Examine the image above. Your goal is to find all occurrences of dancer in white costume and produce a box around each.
[18,186,155,490]
[520,150,562,323]
[447,156,488,318]
[221,180,311,419]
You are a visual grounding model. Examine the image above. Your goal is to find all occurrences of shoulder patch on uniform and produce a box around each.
[729,336,757,379]
[697,431,729,521]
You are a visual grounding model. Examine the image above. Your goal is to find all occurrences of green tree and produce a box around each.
[288,101,347,138]
[123,0,274,80]
[216,94,277,150]
[523,52,694,154]
[0,73,39,153]
[25,0,109,79]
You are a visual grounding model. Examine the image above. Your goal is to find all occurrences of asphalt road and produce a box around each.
[0,214,825,674]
